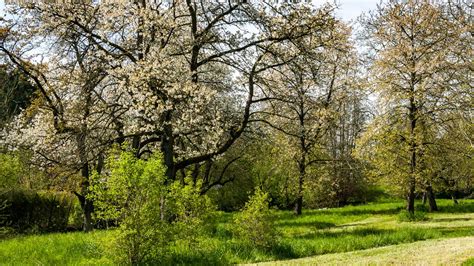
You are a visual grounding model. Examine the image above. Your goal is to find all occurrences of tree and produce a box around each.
[322,86,369,207]
[254,17,357,215]
[1,1,341,226]
[359,0,470,214]
[1,6,124,230]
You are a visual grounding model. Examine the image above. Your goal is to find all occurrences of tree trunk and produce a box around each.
[77,131,93,232]
[421,192,427,205]
[294,195,303,215]
[407,186,415,214]
[161,118,176,181]
[74,192,94,232]
[407,132,416,215]
[407,59,418,216]
[452,194,458,205]
[426,185,438,212]
[294,162,305,216]
[83,199,94,232]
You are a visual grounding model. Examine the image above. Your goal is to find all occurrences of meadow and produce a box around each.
[1,199,473,265]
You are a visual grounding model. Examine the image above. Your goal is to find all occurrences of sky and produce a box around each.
[1,0,380,21]
[332,0,380,22]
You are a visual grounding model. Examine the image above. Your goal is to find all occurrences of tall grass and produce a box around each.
[0,230,113,265]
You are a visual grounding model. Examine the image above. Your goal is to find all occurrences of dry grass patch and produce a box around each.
[247,236,474,265]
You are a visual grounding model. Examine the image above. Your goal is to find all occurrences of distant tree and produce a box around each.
[323,87,369,207]
[256,17,358,215]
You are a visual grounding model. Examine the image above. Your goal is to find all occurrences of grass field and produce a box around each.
[0,199,473,265]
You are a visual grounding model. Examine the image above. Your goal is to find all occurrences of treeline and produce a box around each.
[0,0,472,237]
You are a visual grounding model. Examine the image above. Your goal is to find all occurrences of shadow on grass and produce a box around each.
[429,217,471,222]
[273,206,403,223]
[163,252,230,266]
[336,221,377,228]
[296,227,392,240]
[277,221,336,229]
[270,242,300,260]
[438,204,474,213]
[437,226,474,237]
[327,207,403,216]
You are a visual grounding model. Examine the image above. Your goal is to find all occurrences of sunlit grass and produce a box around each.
[0,199,473,265]
[0,230,114,265]
[250,237,474,265]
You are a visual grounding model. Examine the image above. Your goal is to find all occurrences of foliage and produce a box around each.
[0,194,10,237]
[0,189,77,233]
[233,188,277,249]
[0,65,37,128]
[0,152,49,191]
[0,153,22,189]
[462,257,474,266]
[90,150,214,264]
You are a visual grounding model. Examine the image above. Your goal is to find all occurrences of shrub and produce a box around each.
[0,189,77,233]
[90,150,214,264]
[397,210,428,222]
[233,188,277,249]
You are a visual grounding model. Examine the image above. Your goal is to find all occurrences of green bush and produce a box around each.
[90,150,214,264]
[0,153,22,189]
[0,189,77,233]
[233,188,277,249]
[397,210,428,222]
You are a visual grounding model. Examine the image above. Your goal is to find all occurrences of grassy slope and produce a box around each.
[0,199,473,265]
[248,236,474,265]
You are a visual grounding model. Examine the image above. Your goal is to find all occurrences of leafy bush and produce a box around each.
[90,150,214,264]
[0,189,77,233]
[233,188,277,249]
[397,210,428,222]
[0,153,22,189]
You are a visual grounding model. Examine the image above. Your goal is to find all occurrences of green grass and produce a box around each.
[0,230,114,265]
[463,257,474,266]
[0,199,473,265]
